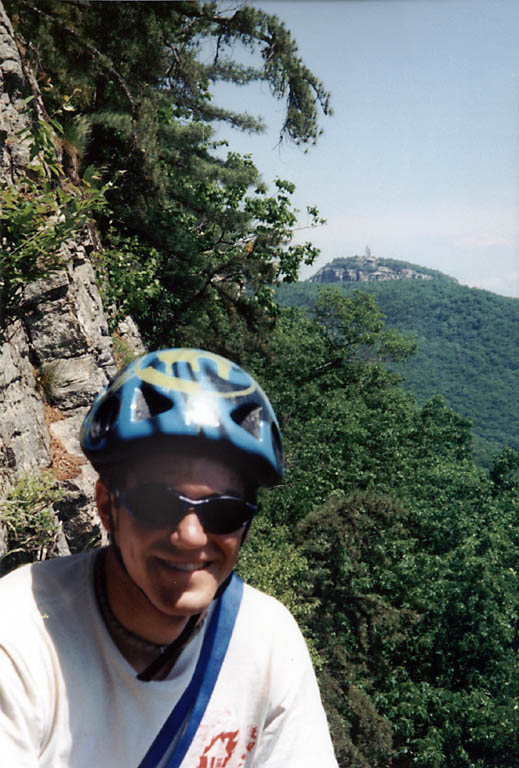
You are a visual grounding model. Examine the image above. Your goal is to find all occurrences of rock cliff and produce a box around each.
[308,253,450,285]
[0,2,144,560]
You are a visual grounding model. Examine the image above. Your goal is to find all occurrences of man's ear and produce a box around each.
[96,478,114,533]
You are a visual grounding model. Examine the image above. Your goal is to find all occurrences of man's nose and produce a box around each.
[169,510,208,547]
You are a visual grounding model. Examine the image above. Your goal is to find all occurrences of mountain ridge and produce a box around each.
[309,250,458,286]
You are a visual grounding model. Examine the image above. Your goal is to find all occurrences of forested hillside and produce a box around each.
[2,4,519,767]
[278,276,519,466]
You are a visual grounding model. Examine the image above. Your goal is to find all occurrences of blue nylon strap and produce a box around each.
[137,573,244,768]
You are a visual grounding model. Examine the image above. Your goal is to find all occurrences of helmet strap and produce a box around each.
[108,492,158,610]
[107,499,129,576]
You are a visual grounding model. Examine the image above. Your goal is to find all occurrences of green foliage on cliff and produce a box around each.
[0,100,111,328]
[0,472,64,575]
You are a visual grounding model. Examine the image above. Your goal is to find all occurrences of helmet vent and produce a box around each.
[132,383,173,422]
[204,363,243,394]
[231,403,262,439]
[90,396,120,442]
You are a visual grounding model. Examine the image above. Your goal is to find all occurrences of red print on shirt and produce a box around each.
[236,726,258,767]
[197,730,239,768]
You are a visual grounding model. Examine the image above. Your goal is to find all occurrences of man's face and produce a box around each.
[102,451,249,621]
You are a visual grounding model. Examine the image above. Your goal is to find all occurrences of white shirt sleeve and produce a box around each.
[0,643,42,768]
[0,562,72,768]
[252,605,338,767]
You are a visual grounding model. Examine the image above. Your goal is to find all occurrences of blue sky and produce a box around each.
[210,0,519,297]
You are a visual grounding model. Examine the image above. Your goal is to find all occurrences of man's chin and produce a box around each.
[153,580,219,618]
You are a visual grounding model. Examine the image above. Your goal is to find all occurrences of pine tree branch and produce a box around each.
[17,0,137,118]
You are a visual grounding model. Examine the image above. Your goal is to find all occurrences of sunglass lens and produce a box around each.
[122,484,182,528]
[200,498,253,534]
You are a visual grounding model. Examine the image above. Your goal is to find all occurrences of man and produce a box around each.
[0,348,338,767]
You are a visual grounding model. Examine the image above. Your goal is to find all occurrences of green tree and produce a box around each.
[244,288,417,526]
[296,492,410,768]
[244,287,519,767]
[7,0,330,353]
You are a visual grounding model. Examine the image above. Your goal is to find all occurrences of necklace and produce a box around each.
[94,549,170,655]
[94,548,204,681]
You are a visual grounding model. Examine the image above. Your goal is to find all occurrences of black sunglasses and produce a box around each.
[114,483,257,535]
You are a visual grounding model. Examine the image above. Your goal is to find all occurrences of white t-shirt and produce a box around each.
[0,551,338,767]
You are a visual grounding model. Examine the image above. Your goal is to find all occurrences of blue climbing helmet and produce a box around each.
[80,349,284,487]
